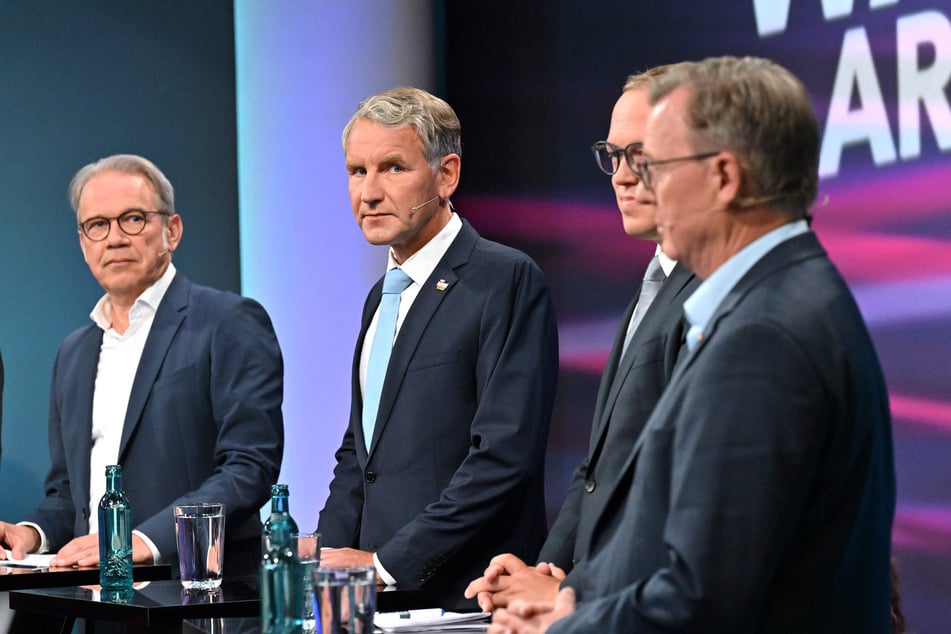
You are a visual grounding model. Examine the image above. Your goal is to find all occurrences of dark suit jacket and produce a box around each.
[551,232,895,633]
[0,349,4,461]
[24,272,284,575]
[539,262,698,582]
[318,220,559,608]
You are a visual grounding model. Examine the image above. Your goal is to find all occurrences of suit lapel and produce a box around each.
[586,233,826,553]
[589,296,636,430]
[118,273,189,460]
[67,326,104,516]
[354,277,385,460]
[615,233,827,472]
[596,264,694,439]
[367,221,479,457]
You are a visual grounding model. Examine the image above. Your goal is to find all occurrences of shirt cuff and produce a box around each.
[373,552,397,586]
[133,529,164,564]
[16,522,49,553]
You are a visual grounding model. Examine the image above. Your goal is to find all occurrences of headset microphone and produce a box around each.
[410,196,439,214]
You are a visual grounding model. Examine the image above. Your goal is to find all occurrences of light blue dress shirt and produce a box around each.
[683,220,810,351]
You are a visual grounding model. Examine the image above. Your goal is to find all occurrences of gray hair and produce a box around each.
[342,86,462,173]
[69,154,175,218]
[649,56,819,216]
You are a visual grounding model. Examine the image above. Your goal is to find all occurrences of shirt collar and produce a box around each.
[90,262,177,332]
[656,243,677,277]
[683,220,809,344]
[386,212,463,285]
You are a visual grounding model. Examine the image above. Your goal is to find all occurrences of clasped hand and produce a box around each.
[464,553,566,612]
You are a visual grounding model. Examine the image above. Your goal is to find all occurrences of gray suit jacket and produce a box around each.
[550,232,895,633]
[539,262,698,583]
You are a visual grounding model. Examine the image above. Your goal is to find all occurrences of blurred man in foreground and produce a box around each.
[492,56,894,633]
[466,66,698,611]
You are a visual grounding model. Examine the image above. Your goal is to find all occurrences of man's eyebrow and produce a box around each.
[378,153,408,164]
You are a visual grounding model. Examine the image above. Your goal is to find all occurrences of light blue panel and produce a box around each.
[234,1,435,530]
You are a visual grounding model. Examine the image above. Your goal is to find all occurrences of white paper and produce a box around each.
[2,550,56,568]
[375,610,490,632]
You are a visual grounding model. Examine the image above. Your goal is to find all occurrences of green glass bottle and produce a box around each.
[260,485,303,633]
[263,483,299,537]
[98,464,133,591]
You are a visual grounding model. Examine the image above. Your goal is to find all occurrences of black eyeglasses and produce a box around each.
[79,209,170,241]
[591,141,644,175]
[634,152,720,191]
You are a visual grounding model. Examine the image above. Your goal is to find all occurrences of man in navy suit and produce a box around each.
[465,66,699,611]
[0,350,4,461]
[491,56,894,633]
[0,154,284,577]
[318,87,559,608]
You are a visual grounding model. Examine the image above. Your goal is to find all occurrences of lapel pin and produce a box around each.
[435,279,449,291]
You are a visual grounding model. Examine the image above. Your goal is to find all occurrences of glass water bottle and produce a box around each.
[260,495,303,633]
[263,483,299,537]
[98,464,133,592]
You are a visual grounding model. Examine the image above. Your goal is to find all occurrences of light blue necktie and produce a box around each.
[621,255,666,356]
[362,268,413,451]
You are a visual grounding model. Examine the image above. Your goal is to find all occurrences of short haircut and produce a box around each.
[622,64,676,92]
[69,154,175,218]
[650,56,819,216]
[342,86,462,173]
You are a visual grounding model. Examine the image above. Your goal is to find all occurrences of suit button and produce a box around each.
[365,471,376,483]
[584,479,596,493]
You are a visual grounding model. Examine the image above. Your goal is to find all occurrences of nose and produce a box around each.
[104,219,132,245]
[612,158,641,187]
[361,170,384,204]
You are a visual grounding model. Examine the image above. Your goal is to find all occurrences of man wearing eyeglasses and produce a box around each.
[465,66,699,611]
[0,155,284,584]
[491,56,893,634]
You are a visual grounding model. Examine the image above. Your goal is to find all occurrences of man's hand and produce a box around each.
[0,522,41,560]
[488,587,577,634]
[50,533,155,567]
[465,553,563,612]
[319,548,382,583]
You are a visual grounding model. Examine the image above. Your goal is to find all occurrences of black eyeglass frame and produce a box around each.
[590,140,644,175]
[634,151,720,191]
[78,209,171,241]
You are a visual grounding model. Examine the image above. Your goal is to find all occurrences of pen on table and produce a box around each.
[1,562,43,569]
[398,608,444,619]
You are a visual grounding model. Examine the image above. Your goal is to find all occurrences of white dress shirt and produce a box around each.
[24,264,176,560]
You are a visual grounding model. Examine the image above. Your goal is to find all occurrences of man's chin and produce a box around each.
[622,219,660,241]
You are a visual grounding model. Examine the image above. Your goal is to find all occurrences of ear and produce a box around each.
[712,151,743,208]
[165,213,184,253]
[436,153,461,199]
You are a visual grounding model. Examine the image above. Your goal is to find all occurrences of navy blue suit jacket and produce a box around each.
[551,232,895,633]
[318,220,559,608]
[539,262,698,580]
[24,272,284,574]
[0,349,4,462]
